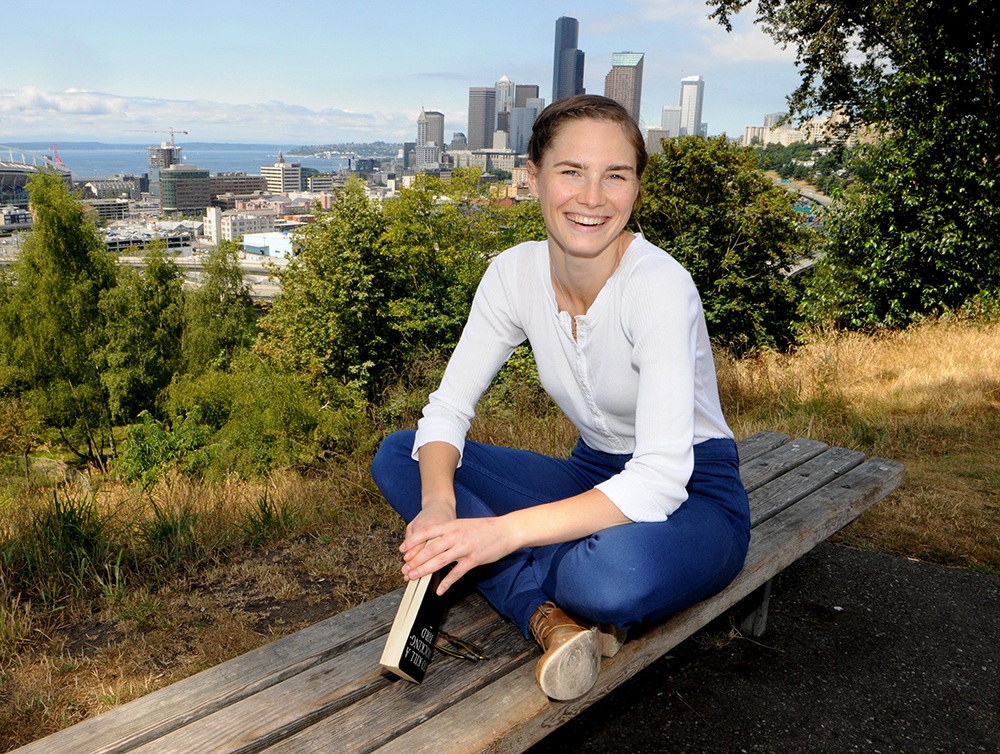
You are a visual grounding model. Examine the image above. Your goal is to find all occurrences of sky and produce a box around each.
[0,0,800,147]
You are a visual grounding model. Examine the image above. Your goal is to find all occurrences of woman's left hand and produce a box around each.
[400,516,517,595]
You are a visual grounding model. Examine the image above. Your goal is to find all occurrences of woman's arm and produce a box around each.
[400,488,631,595]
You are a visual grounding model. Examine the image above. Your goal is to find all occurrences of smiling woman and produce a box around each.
[371,94,751,702]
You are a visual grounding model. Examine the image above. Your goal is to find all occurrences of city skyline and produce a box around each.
[1,1,799,145]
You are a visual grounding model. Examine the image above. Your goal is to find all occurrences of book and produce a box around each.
[379,569,447,683]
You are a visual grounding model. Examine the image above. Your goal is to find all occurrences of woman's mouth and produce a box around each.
[566,213,606,227]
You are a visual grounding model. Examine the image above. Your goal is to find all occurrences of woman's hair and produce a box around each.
[527,94,649,178]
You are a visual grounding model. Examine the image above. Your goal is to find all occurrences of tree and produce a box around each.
[182,242,256,374]
[257,173,545,400]
[94,243,184,422]
[709,0,1000,327]
[0,171,116,461]
[631,136,806,354]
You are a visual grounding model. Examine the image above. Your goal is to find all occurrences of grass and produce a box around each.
[1,316,998,749]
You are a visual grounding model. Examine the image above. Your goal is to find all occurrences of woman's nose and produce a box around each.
[579,176,605,207]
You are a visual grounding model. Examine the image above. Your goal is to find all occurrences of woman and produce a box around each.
[372,94,749,701]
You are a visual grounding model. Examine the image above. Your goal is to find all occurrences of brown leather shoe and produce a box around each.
[529,601,600,700]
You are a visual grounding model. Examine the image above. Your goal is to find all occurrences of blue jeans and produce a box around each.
[371,431,750,638]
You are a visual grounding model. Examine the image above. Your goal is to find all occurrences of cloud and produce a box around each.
[0,87,416,143]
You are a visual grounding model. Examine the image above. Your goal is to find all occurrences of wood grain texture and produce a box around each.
[749,446,866,527]
[740,438,829,492]
[734,431,790,463]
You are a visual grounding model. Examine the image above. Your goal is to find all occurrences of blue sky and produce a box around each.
[1,0,799,145]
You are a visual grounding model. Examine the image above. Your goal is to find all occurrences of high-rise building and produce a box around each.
[159,164,210,214]
[417,107,428,146]
[679,75,705,137]
[661,106,682,139]
[260,151,303,193]
[425,111,445,148]
[515,84,540,109]
[764,112,788,130]
[418,108,445,147]
[552,16,585,102]
[450,133,468,151]
[147,142,183,198]
[468,87,497,150]
[496,75,516,116]
[604,52,644,123]
[510,97,545,154]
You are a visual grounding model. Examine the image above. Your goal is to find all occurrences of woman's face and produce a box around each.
[527,118,640,264]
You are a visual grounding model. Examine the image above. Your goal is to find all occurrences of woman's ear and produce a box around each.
[526,160,539,198]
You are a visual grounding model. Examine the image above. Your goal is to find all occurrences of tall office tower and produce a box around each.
[468,87,497,150]
[679,75,705,136]
[661,105,682,138]
[510,97,545,154]
[147,141,183,197]
[417,107,428,146]
[496,75,516,116]
[552,16,585,102]
[515,84,540,108]
[450,132,468,151]
[604,52,644,123]
[425,111,445,147]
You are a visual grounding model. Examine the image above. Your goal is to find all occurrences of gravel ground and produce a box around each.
[528,542,999,754]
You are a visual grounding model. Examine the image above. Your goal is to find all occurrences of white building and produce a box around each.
[260,152,303,194]
[243,231,295,258]
[679,76,705,136]
[204,206,278,244]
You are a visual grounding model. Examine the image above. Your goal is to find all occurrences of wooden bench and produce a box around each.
[13,431,904,754]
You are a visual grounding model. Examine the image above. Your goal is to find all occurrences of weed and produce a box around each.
[240,493,296,547]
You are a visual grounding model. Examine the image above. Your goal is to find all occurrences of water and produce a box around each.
[5,143,353,180]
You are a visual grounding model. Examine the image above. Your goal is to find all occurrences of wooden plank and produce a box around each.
[740,438,828,492]
[116,594,509,754]
[262,617,534,754]
[10,590,404,754]
[735,431,789,463]
[749,446,866,527]
[369,457,904,754]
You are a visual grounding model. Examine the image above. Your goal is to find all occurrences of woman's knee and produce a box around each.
[371,430,420,520]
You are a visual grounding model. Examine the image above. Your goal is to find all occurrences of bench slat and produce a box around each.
[262,617,534,754]
[740,438,828,492]
[734,431,789,463]
[368,457,905,754]
[115,593,500,754]
[749,446,866,527]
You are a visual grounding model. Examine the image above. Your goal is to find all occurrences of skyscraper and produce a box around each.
[496,75,515,116]
[510,97,546,154]
[552,16,585,103]
[515,84,540,109]
[679,75,705,137]
[661,106,682,138]
[417,108,445,148]
[468,87,497,150]
[604,52,644,123]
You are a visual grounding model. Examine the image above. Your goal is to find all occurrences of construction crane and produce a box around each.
[51,144,66,167]
[123,127,189,146]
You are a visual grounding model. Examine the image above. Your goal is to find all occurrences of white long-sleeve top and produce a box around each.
[412,234,733,522]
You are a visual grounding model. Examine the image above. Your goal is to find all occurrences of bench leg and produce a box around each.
[738,579,773,638]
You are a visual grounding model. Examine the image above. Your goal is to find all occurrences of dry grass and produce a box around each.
[716,318,1000,574]
[1,317,998,750]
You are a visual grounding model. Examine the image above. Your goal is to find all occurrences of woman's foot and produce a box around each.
[529,601,601,700]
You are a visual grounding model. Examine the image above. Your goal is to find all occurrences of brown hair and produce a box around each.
[527,94,648,178]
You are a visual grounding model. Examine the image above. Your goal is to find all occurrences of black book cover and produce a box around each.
[380,569,447,683]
